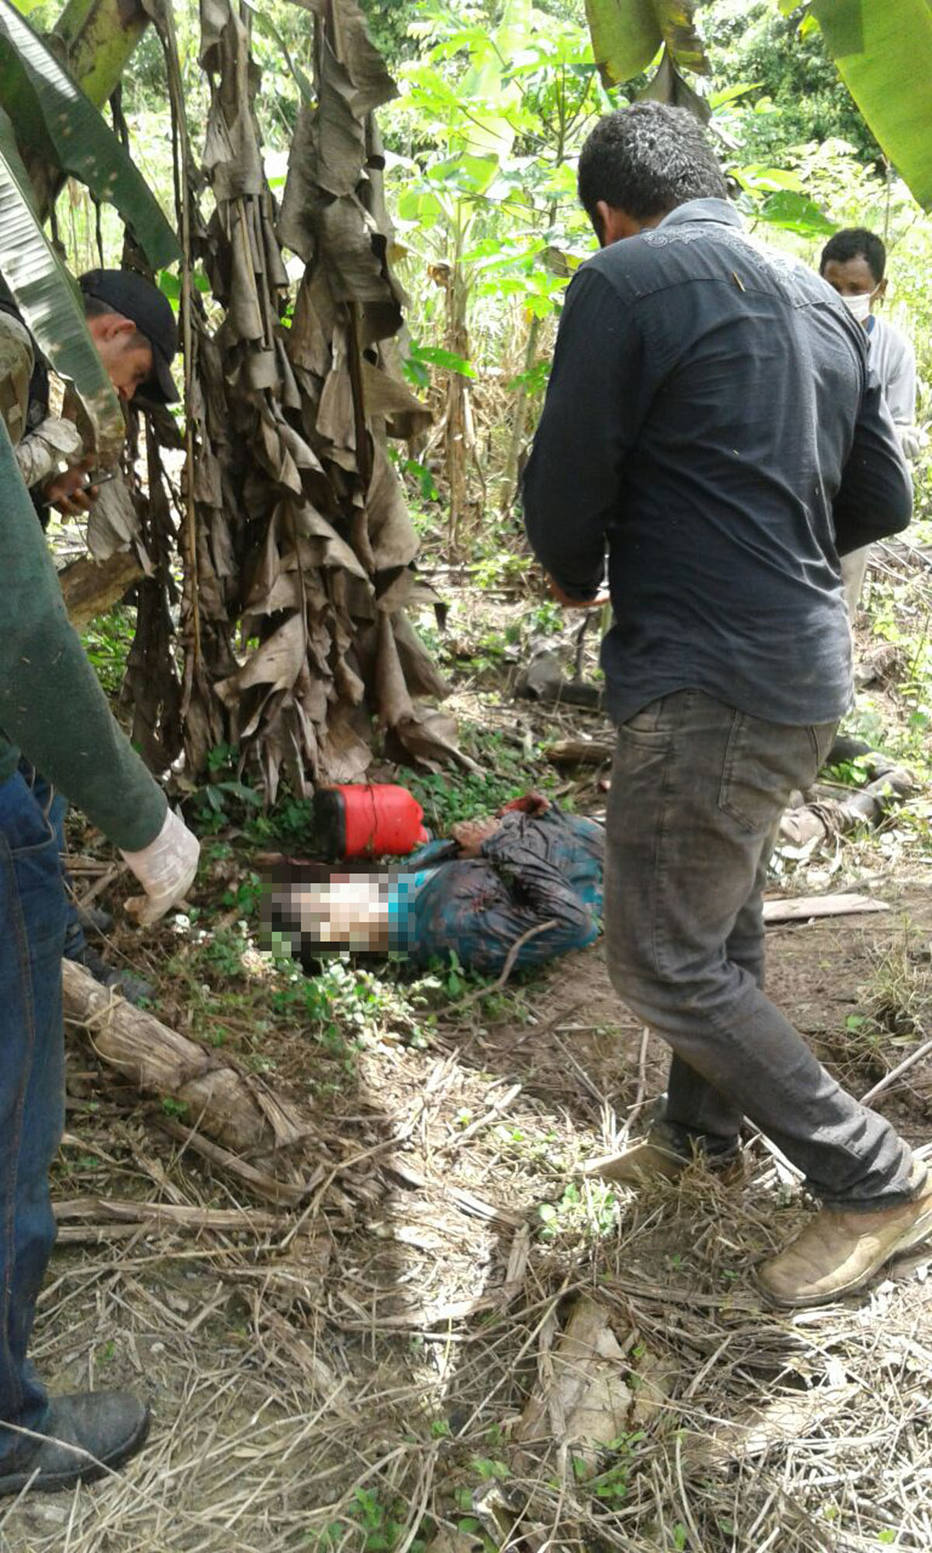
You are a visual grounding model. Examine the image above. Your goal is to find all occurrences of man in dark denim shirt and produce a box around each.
[523,102,927,1310]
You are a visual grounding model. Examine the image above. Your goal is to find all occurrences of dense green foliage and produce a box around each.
[48,0,926,546]
[701,0,882,164]
[25,0,932,785]
[27,0,929,528]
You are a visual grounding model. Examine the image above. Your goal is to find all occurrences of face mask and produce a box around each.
[842,291,874,325]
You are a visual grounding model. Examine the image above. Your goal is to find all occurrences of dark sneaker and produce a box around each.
[69,945,154,1006]
[76,903,114,940]
[0,1391,150,1496]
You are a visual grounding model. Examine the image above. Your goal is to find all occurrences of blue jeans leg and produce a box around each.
[0,772,67,1464]
[17,763,85,961]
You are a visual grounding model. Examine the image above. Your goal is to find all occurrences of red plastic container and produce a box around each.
[314,784,429,859]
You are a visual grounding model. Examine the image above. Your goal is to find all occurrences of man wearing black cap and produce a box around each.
[0,266,178,516]
[79,267,180,407]
[42,268,179,516]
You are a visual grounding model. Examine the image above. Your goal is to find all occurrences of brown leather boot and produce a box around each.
[756,1166,932,1309]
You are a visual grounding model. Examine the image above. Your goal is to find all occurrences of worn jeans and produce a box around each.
[18,763,85,961]
[603,689,918,1210]
[0,772,66,1463]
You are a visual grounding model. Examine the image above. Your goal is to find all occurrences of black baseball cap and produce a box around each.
[79,268,180,405]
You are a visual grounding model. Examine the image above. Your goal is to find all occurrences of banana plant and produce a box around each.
[584,0,709,96]
[0,0,179,263]
[804,0,932,210]
[0,0,181,457]
[390,0,540,549]
[45,0,149,113]
[0,105,124,459]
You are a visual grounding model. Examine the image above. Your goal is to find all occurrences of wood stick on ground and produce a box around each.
[544,738,614,767]
[550,1031,604,1107]
[861,1037,932,1107]
[438,1082,523,1155]
[157,1118,321,1207]
[383,1156,524,1230]
[62,958,312,1167]
[74,861,123,910]
[53,1197,283,1233]
[762,893,889,923]
[614,1025,652,1151]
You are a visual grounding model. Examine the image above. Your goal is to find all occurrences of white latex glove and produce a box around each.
[120,808,200,926]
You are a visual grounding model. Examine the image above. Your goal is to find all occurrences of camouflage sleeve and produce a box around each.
[0,310,33,449]
[17,416,84,490]
[0,314,86,491]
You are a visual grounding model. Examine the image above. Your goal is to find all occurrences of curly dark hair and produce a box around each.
[577,103,728,229]
[819,228,886,285]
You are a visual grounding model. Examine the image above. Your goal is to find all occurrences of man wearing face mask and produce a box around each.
[523,103,923,1312]
[819,228,919,613]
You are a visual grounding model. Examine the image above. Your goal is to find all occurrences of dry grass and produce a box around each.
[4,922,932,1553]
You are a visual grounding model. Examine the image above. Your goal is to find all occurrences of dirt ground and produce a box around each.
[3,871,932,1553]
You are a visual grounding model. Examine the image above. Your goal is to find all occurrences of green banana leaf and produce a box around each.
[584,0,708,88]
[46,0,151,113]
[0,104,124,461]
[0,0,180,266]
[809,0,932,210]
[458,0,533,165]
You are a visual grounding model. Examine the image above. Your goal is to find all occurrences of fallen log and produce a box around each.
[544,738,614,767]
[515,648,605,710]
[62,959,312,1176]
[59,550,144,630]
[778,767,915,850]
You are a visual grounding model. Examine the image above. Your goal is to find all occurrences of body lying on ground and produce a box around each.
[265,796,604,976]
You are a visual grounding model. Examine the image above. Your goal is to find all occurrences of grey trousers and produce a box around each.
[603,690,918,1210]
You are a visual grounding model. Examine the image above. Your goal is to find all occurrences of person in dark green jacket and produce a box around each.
[0,413,198,1496]
[0,269,180,1001]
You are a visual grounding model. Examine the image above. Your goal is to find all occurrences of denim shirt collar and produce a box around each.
[657,198,743,231]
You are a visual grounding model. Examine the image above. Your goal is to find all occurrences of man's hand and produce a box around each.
[44,457,99,517]
[450,816,501,857]
[499,793,550,817]
[547,574,610,610]
[120,809,200,926]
